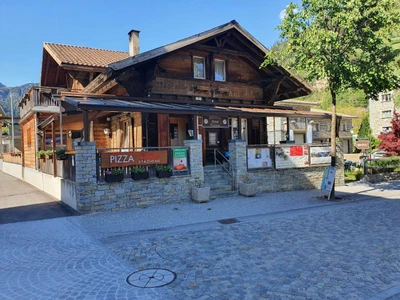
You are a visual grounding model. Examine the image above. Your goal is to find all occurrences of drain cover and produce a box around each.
[127,268,176,288]
[218,218,239,224]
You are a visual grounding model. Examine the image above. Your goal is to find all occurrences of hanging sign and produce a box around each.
[203,116,229,128]
[101,151,167,168]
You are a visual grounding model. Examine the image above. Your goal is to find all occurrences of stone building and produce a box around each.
[369,92,398,137]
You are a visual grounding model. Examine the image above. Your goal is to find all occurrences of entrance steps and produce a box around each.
[203,165,238,199]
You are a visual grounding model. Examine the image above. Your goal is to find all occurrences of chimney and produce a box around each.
[128,30,140,56]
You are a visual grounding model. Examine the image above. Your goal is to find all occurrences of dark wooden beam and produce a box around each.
[52,121,57,178]
[83,111,89,142]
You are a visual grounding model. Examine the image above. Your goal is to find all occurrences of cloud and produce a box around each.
[279,8,287,20]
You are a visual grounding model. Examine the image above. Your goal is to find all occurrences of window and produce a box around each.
[381,93,392,102]
[215,59,226,81]
[382,110,392,118]
[27,128,32,147]
[312,123,320,132]
[382,126,391,133]
[193,56,205,79]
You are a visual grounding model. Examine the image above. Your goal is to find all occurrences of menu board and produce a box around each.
[173,148,188,171]
[247,147,273,169]
[310,146,331,165]
[275,146,309,169]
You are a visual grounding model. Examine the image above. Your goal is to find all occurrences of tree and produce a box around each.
[262,0,400,199]
[378,111,400,155]
[357,114,380,151]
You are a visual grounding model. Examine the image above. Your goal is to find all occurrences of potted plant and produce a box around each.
[55,149,67,160]
[105,168,124,183]
[155,165,172,178]
[191,179,210,203]
[239,173,257,197]
[130,166,149,180]
[45,150,53,159]
[36,150,46,159]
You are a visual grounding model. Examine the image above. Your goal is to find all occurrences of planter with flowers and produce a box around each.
[37,150,46,160]
[155,165,172,178]
[105,168,124,183]
[55,149,68,160]
[45,150,53,159]
[130,166,149,180]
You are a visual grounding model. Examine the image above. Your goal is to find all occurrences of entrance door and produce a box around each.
[205,128,227,164]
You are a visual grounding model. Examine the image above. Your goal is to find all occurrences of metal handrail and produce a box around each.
[214,148,236,190]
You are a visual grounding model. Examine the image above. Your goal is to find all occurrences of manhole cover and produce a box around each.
[127,268,176,288]
[218,218,239,224]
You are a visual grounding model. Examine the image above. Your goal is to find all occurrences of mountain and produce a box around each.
[0,82,37,116]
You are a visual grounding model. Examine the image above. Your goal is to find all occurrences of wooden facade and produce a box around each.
[20,20,324,169]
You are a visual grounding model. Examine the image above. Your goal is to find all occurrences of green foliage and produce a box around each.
[105,168,123,176]
[55,149,66,156]
[263,0,400,99]
[155,165,172,172]
[45,150,53,158]
[2,125,8,135]
[358,115,371,138]
[130,166,146,174]
[36,150,46,158]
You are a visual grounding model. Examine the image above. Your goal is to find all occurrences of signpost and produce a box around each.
[354,140,370,150]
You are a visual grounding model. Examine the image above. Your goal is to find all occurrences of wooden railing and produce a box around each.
[38,154,76,181]
[3,153,22,165]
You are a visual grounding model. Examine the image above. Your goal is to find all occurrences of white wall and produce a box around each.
[3,162,23,180]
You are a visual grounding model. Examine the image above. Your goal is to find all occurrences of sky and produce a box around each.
[0,0,294,87]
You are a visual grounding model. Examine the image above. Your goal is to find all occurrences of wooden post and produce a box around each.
[52,121,57,177]
[83,111,89,142]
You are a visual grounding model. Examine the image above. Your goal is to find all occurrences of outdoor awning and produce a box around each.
[62,96,332,119]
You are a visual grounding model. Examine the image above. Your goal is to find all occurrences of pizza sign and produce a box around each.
[101,151,168,168]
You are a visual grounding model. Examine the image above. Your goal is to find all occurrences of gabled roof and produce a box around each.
[43,43,129,68]
[110,20,267,71]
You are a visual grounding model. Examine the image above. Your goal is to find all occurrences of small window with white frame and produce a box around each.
[382,110,392,118]
[193,56,205,79]
[214,59,226,81]
[381,93,392,102]
[382,126,391,133]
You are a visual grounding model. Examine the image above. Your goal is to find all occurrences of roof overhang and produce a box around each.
[62,96,332,119]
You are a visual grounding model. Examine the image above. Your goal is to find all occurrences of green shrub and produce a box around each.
[155,165,172,172]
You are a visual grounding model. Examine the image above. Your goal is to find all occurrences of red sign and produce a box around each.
[101,151,168,168]
[355,141,370,150]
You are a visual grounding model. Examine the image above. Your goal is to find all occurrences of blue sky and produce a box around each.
[0,0,293,87]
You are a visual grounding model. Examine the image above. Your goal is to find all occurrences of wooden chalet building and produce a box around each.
[19,20,329,164]
[15,20,344,212]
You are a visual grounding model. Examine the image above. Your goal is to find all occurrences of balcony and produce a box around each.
[20,87,64,119]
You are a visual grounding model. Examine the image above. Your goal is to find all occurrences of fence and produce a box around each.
[96,146,191,181]
[246,144,332,170]
[2,153,22,165]
[38,154,76,181]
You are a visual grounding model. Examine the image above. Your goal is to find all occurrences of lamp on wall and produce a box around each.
[103,128,111,138]
[68,130,72,139]
[187,129,194,139]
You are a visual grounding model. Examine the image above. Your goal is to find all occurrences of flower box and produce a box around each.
[156,170,172,178]
[191,187,210,203]
[56,154,68,160]
[131,171,150,180]
[105,173,124,183]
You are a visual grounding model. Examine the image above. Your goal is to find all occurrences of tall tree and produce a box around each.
[262,0,400,199]
[378,111,400,155]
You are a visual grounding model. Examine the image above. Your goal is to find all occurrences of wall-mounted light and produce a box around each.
[187,129,194,139]
[68,130,72,138]
[103,128,111,138]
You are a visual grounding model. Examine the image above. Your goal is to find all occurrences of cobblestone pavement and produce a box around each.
[1,181,400,299]
[0,218,168,300]
[107,199,400,300]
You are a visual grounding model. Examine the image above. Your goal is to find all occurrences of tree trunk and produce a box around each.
[330,89,337,200]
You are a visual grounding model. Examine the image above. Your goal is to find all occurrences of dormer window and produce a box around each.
[215,59,226,81]
[193,56,205,79]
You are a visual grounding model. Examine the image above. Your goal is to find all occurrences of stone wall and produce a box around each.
[363,172,400,183]
[229,140,345,193]
[74,140,202,214]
